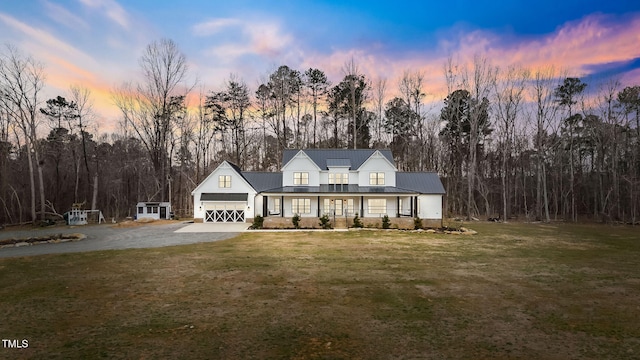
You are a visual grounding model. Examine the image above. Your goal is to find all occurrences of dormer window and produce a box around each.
[329,173,348,184]
[293,172,309,185]
[369,172,385,185]
[218,175,231,188]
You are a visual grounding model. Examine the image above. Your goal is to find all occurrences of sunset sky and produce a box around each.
[1,0,640,133]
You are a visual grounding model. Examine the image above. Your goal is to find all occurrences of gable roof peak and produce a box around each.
[282,148,395,170]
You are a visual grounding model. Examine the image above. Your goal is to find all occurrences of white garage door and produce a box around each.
[204,203,245,222]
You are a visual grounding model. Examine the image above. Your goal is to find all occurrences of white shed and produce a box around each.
[136,202,172,220]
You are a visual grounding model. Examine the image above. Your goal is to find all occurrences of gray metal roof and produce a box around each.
[282,149,394,170]
[396,172,446,194]
[200,193,247,201]
[241,172,283,192]
[262,185,416,194]
[326,158,351,168]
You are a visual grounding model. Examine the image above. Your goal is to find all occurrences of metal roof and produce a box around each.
[326,158,351,168]
[282,149,394,170]
[396,172,446,194]
[241,172,283,192]
[200,193,248,201]
[262,185,416,194]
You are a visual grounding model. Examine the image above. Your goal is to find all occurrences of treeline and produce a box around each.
[1,40,639,224]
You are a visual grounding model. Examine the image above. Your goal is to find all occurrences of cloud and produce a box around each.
[451,13,640,77]
[192,18,241,36]
[43,0,89,30]
[0,11,125,129]
[77,0,129,29]
[0,12,96,66]
[193,18,293,60]
[301,13,640,102]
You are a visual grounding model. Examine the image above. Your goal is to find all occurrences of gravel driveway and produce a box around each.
[0,221,241,258]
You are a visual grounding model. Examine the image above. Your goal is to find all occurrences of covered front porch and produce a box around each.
[260,193,420,219]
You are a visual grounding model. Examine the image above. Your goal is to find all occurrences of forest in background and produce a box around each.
[1,39,639,224]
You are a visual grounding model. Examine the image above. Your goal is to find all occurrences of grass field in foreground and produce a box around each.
[0,222,639,359]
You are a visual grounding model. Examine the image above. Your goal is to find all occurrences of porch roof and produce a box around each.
[261,185,417,195]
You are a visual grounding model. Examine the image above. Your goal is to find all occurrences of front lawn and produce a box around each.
[1,222,639,359]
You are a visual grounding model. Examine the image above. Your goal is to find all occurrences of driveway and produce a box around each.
[175,222,249,233]
[0,221,242,258]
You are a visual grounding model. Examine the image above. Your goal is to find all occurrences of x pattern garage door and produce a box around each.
[204,203,245,222]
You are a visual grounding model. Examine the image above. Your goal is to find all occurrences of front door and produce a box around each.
[160,206,167,219]
[335,199,343,216]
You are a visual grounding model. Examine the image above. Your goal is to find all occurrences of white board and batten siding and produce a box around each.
[282,151,321,187]
[357,151,396,187]
[418,195,442,219]
[191,161,256,222]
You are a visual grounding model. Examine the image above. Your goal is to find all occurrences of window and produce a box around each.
[329,173,348,184]
[152,206,159,214]
[369,172,385,185]
[368,199,387,214]
[146,206,152,213]
[138,206,144,214]
[218,175,231,188]
[323,199,331,214]
[292,198,311,214]
[273,198,281,214]
[293,172,309,185]
[346,199,354,215]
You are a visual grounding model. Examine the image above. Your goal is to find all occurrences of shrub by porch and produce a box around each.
[262,216,441,229]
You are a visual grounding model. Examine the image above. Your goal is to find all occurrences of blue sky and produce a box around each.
[1,1,639,131]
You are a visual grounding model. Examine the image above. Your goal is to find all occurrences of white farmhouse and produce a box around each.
[192,149,445,225]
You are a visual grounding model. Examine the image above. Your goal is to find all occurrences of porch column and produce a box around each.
[281,196,284,217]
[360,196,364,217]
[263,196,268,217]
[410,196,414,217]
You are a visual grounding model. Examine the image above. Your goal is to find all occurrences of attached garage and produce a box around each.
[200,193,247,223]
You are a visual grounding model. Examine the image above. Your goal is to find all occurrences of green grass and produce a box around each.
[1,222,639,359]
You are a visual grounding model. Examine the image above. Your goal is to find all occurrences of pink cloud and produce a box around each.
[303,13,640,105]
[454,13,640,77]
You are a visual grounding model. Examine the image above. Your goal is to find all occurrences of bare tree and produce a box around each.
[494,65,529,221]
[529,67,561,222]
[342,58,369,149]
[399,70,426,170]
[304,68,329,148]
[0,45,47,223]
[69,85,98,209]
[371,77,387,145]
[460,55,497,220]
[554,77,587,222]
[113,38,188,202]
